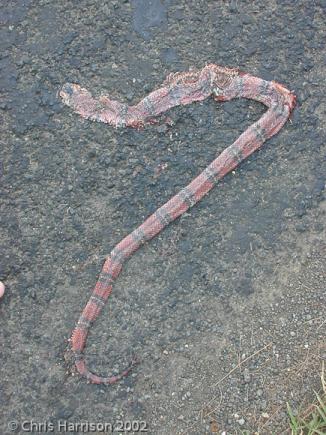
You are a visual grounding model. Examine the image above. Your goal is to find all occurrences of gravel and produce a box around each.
[1,1,325,434]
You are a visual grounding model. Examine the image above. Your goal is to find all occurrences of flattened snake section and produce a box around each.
[60,64,296,384]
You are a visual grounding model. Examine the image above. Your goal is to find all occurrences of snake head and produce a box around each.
[59,83,83,105]
[61,83,74,96]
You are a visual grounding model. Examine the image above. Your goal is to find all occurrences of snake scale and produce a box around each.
[60,64,296,384]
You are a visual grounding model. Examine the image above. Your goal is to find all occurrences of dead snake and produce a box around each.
[60,64,296,384]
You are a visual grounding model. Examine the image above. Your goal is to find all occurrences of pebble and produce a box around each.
[0,281,5,298]
[243,368,251,383]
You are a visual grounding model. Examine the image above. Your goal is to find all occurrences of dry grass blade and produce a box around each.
[286,362,326,434]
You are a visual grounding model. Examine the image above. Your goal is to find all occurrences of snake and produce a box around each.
[60,64,296,384]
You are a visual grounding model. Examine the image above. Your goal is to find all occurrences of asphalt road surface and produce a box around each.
[1,1,325,434]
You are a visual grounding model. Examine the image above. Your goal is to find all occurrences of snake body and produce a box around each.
[60,64,296,384]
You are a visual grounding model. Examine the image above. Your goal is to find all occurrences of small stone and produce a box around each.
[30,290,37,299]
[238,418,245,425]
[243,368,251,383]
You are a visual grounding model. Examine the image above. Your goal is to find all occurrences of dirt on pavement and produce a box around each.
[1,1,325,434]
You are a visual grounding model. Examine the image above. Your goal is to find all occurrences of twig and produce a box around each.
[213,341,272,388]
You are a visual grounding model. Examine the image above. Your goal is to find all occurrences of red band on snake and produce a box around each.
[60,64,296,384]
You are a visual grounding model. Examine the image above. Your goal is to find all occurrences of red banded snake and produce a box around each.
[60,64,296,384]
